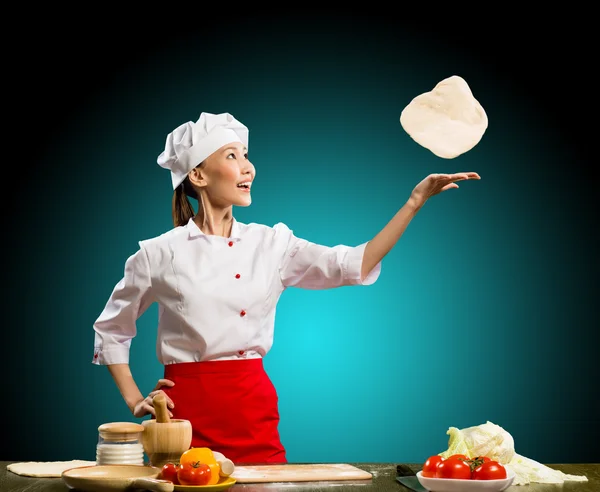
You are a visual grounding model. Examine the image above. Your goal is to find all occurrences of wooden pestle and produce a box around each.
[153,393,170,423]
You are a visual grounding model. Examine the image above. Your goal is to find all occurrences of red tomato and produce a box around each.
[447,454,468,461]
[472,461,507,480]
[472,456,492,464]
[160,462,180,484]
[422,455,444,477]
[177,462,212,486]
[435,458,472,479]
[466,456,491,470]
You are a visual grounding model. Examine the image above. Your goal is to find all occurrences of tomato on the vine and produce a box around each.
[177,461,212,486]
[422,455,444,477]
[472,461,507,480]
[435,457,472,479]
[159,462,180,484]
[447,454,468,461]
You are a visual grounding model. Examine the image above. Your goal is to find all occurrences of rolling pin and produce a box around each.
[153,393,170,423]
[212,451,235,477]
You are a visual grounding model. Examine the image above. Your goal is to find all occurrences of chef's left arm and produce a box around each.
[361,172,480,279]
[278,172,479,288]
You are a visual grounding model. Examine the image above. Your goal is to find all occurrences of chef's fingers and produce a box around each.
[154,390,176,408]
[147,389,176,410]
[132,403,145,418]
[132,398,155,418]
[151,380,176,408]
[450,171,480,180]
[448,173,470,182]
[153,378,175,391]
[441,183,460,191]
[145,403,173,418]
[140,397,159,419]
[144,398,174,418]
[145,402,156,418]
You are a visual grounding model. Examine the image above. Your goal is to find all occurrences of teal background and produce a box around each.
[4,14,597,464]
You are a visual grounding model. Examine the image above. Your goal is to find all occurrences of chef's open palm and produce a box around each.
[132,378,175,418]
[410,172,480,206]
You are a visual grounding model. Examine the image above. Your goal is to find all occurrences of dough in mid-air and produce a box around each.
[400,75,488,158]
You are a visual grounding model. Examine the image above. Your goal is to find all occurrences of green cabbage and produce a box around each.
[438,421,588,485]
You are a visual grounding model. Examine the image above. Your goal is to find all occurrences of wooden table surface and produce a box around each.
[1,462,598,492]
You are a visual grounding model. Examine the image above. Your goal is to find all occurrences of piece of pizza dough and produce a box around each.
[6,460,96,477]
[400,75,488,158]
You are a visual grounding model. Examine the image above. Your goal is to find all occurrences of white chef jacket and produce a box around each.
[92,217,381,366]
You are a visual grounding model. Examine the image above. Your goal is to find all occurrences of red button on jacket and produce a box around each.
[240,310,246,317]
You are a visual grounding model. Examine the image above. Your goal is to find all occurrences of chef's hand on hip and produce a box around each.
[132,378,176,418]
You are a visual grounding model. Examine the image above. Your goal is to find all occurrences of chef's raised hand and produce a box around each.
[360,171,481,281]
[409,172,481,208]
[132,378,176,418]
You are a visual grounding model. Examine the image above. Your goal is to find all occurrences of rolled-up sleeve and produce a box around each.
[275,223,382,289]
[92,244,154,365]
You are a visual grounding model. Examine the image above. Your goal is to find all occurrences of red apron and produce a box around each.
[162,358,287,465]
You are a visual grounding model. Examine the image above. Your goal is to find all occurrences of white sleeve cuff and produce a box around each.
[343,242,382,286]
[92,345,131,365]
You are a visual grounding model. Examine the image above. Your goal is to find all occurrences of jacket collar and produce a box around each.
[187,217,242,240]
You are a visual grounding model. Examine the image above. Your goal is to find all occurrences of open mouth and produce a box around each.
[237,182,252,192]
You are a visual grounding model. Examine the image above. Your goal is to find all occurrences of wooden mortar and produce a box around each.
[142,393,192,468]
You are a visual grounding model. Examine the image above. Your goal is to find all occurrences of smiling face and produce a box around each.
[188,142,255,207]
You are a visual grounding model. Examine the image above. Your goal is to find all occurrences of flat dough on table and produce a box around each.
[400,75,488,158]
[6,460,96,477]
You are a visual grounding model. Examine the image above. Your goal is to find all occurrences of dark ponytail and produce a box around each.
[172,178,197,227]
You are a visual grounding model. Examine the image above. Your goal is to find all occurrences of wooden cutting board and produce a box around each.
[231,463,372,483]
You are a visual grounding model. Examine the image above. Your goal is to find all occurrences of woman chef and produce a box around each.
[92,112,480,464]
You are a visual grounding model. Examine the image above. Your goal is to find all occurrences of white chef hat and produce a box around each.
[157,112,249,189]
